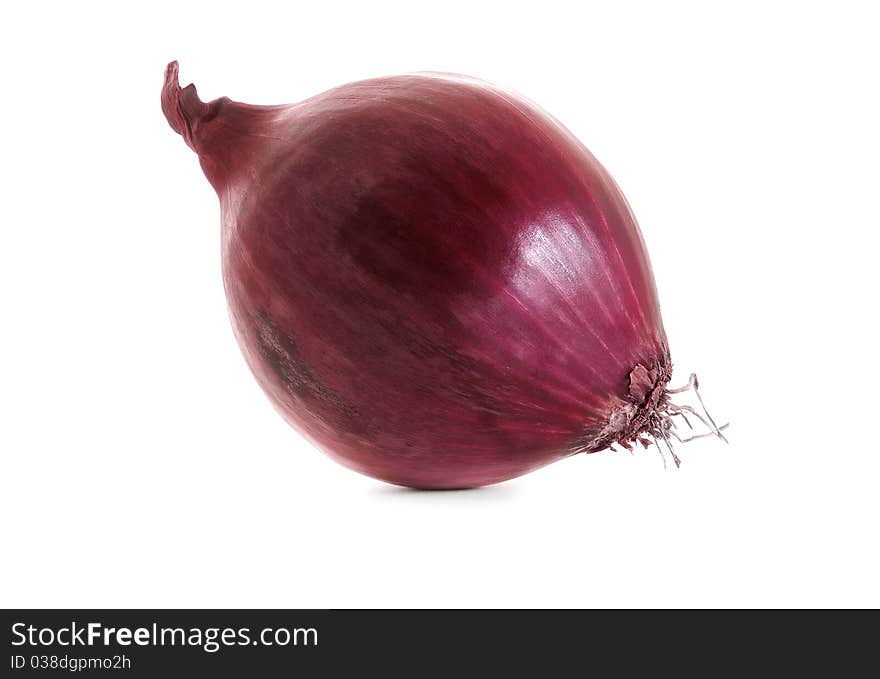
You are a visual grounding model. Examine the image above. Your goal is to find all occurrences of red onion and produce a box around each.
[162,62,724,488]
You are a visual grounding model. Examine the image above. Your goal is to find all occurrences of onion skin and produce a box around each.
[162,62,671,488]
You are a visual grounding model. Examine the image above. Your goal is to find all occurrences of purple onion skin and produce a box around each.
[162,62,671,489]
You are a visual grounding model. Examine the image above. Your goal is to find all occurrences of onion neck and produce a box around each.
[161,62,228,153]
[161,61,270,193]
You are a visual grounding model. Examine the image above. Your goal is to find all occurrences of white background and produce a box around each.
[2,1,878,608]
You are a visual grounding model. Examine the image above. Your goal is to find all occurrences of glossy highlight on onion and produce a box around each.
[161,61,725,488]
